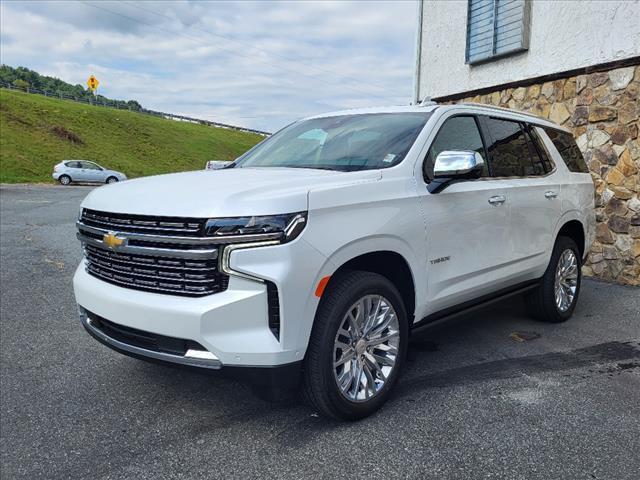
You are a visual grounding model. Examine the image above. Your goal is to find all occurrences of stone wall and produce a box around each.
[448,64,640,285]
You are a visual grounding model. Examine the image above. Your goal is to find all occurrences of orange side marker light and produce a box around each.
[315,275,331,297]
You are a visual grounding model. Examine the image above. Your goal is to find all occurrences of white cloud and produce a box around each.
[0,0,418,131]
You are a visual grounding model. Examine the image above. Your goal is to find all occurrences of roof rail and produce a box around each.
[458,102,549,122]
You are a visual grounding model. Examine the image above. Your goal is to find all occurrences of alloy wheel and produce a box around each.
[554,249,578,312]
[333,294,400,402]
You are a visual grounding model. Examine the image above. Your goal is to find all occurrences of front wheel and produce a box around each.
[106,176,119,184]
[58,175,71,186]
[526,236,582,323]
[302,271,408,420]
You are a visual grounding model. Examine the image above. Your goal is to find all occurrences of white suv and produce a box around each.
[74,104,595,420]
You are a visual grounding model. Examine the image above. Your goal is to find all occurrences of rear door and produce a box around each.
[419,114,513,314]
[66,161,86,181]
[479,117,562,282]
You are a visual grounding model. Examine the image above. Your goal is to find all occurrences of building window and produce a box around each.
[466,0,531,65]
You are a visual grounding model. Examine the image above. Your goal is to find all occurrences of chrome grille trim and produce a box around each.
[77,221,282,246]
[86,264,222,295]
[84,246,213,271]
[82,209,202,235]
[77,232,219,260]
[85,255,216,284]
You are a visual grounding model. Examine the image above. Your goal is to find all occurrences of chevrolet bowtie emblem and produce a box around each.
[103,232,126,250]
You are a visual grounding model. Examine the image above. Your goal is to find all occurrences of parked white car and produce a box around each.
[53,160,127,185]
[205,160,233,170]
[74,103,595,420]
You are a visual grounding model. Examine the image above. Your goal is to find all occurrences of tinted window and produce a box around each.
[424,116,487,180]
[484,118,537,177]
[544,128,588,173]
[66,161,81,168]
[527,126,554,173]
[234,113,431,172]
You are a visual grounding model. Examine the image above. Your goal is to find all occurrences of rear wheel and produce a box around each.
[106,176,118,184]
[302,271,408,420]
[526,236,581,323]
[58,175,71,186]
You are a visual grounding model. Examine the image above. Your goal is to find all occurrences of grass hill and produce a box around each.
[0,88,263,183]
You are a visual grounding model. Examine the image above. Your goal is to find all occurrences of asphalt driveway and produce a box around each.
[1,184,639,479]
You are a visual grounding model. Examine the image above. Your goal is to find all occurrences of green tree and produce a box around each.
[12,79,29,91]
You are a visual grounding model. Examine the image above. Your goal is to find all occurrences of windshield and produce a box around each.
[234,112,431,171]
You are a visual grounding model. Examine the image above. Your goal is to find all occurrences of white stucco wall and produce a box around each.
[417,0,640,100]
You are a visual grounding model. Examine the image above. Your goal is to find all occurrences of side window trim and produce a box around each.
[475,115,494,177]
[422,113,489,183]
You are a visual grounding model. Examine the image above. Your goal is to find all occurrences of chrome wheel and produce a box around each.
[59,175,70,185]
[333,294,400,402]
[554,249,578,312]
[106,177,118,184]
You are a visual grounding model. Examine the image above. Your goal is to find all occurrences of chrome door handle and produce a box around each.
[488,195,506,206]
[544,191,558,199]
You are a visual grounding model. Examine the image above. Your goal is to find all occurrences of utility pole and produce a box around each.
[413,0,424,105]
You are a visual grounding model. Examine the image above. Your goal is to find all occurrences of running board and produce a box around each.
[411,280,539,336]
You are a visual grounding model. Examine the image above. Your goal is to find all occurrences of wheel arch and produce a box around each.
[555,217,586,260]
[321,249,417,324]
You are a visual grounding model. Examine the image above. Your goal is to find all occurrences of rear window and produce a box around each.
[544,128,588,173]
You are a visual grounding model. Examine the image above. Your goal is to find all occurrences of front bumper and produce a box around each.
[79,306,223,369]
[74,265,293,366]
[78,306,302,391]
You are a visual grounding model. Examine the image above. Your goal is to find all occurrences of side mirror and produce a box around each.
[205,160,232,170]
[433,150,485,179]
[429,150,485,194]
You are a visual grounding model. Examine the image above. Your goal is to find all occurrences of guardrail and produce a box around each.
[0,81,270,136]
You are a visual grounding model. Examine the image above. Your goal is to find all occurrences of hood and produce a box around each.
[81,167,380,217]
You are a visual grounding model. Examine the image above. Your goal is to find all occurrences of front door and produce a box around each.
[80,161,105,182]
[418,114,513,315]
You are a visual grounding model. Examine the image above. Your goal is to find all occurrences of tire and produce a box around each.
[58,175,71,186]
[302,270,408,420]
[106,176,119,184]
[526,236,582,323]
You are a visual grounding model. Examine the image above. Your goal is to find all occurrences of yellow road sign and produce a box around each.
[87,75,100,91]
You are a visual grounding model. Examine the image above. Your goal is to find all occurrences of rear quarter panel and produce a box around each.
[537,127,596,259]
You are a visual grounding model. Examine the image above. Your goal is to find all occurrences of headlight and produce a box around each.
[204,212,307,243]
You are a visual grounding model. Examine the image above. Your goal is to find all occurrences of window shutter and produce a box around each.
[466,0,530,64]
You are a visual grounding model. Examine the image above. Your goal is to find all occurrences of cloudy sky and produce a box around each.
[0,0,418,131]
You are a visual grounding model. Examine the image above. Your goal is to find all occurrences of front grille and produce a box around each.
[79,210,229,297]
[82,209,204,236]
[84,245,228,296]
